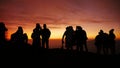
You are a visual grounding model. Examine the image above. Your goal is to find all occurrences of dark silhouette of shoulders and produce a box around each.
[0,22,8,48]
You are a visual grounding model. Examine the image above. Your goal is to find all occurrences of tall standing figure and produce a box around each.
[62,26,74,50]
[10,26,25,48]
[75,26,88,52]
[108,29,116,55]
[41,24,51,49]
[0,22,8,48]
[31,23,42,48]
[95,30,104,54]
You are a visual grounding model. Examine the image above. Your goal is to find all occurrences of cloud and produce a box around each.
[0,0,120,25]
[49,26,62,29]
[79,19,104,23]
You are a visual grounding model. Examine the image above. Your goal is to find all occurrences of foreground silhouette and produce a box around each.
[10,26,30,48]
[62,26,74,50]
[0,22,119,66]
[95,29,116,55]
[108,29,116,55]
[0,22,8,48]
[31,23,42,48]
[95,30,103,54]
[62,26,88,53]
[0,22,117,57]
[75,26,88,52]
[41,24,51,49]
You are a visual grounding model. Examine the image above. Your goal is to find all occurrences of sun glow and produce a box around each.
[5,23,120,40]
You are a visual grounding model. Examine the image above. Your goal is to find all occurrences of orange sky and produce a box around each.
[0,0,120,40]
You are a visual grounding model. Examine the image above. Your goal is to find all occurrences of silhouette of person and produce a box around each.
[23,33,28,44]
[41,24,51,49]
[94,30,109,55]
[23,33,31,48]
[75,26,88,52]
[62,26,74,50]
[0,22,8,48]
[108,29,116,55]
[31,23,42,48]
[102,32,109,55]
[95,30,104,54]
[10,26,25,48]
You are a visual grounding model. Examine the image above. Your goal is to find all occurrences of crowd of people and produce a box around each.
[0,22,116,55]
[0,22,51,49]
[62,26,88,52]
[95,29,116,55]
[31,23,51,49]
[62,25,116,55]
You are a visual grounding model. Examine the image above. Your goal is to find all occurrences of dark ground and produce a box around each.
[0,48,120,67]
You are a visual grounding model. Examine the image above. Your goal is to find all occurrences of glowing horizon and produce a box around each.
[5,22,120,40]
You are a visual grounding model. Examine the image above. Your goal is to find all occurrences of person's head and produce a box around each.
[0,22,8,31]
[109,29,114,33]
[76,26,82,30]
[23,33,27,36]
[43,24,47,29]
[36,23,41,28]
[17,26,23,34]
[69,26,73,29]
[66,26,69,30]
[99,30,104,35]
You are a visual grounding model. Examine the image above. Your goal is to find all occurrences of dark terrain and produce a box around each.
[0,48,119,67]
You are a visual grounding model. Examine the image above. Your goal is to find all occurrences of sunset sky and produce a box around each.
[0,0,120,40]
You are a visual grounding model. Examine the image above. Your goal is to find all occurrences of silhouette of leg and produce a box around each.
[80,45,83,52]
[97,46,100,54]
[46,39,49,49]
[84,42,88,52]
[42,39,45,48]
[111,45,115,55]
[103,47,106,55]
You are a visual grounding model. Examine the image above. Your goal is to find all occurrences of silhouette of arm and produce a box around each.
[83,30,88,40]
[62,32,66,44]
[31,33,34,39]
[47,29,51,39]
[49,29,51,38]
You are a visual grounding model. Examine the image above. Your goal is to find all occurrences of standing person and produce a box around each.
[23,33,28,44]
[62,26,74,50]
[31,23,42,48]
[23,33,31,48]
[10,26,25,48]
[75,26,88,52]
[81,27,88,52]
[108,29,116,55]
[102,32,109,55]
[41,24,51,49]
[94,30,104,54]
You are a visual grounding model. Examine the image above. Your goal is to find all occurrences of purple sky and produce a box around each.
[0,0,120,39]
